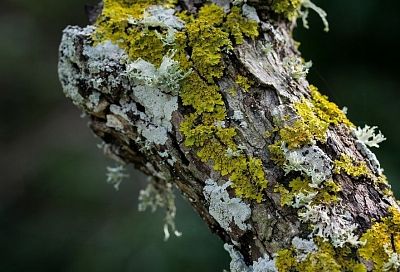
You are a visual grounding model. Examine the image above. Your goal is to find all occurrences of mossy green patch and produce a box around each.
[177,4,265,202]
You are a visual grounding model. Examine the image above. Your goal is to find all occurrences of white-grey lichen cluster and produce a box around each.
[291,236,318,261]
[299,204,360,247]
[126,53,190,96]
[354,125,386,148]
[242,4,260,23]
[281,145,333,186]
[106,165,129,190]
[59,8,188,148]
[224,244,277,272]
[383,245,400,272]
[138,178,182,241]
[231,110,248,129]
[203,179,251,232]
[283,56,312,80]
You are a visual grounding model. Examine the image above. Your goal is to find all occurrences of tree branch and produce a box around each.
[58,1,400,270]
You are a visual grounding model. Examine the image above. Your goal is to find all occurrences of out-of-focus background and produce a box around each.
[0,0,399,271]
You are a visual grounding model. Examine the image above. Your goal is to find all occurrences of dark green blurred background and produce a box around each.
[0,0,399,271]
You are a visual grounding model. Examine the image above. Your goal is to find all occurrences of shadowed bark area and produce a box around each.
[58,0,399,270]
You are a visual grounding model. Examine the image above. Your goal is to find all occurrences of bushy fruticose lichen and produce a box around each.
[271,0,329,32]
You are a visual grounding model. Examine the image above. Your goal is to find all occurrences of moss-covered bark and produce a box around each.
[58,1,400,271]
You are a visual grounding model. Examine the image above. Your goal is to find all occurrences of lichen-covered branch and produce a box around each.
[58,0,400,271]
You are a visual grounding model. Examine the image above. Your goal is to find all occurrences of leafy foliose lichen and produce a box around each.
[270,85,353,152]
[333,154,372,178]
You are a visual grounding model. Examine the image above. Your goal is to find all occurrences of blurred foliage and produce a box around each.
[0,0,399,271]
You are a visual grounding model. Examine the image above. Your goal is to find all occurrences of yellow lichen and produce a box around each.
[358,207,400,271]
[333,154,371,178]
[235,75,253,92]
[177,4,267,202]
[309,85,353,127]
[272,0,302,21]
[93,0,176,65]
[275,238,367,272]
[224,6,259,45]
[184,4,232,83]
[275,177,340,207]
[270,85,352,150]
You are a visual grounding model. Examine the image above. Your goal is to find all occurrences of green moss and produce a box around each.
[224,6,259,45]
[358,207,400,271]
[333,154,371,178]
[272,0,302,21]
[235,74,253,92]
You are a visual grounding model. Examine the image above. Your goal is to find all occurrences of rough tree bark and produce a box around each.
[58,0,400,271]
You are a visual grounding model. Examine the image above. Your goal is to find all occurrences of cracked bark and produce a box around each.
[58,0,398,267]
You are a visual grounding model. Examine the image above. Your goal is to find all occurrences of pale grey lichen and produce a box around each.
[251,255,277,272]
[224,244,251,272]
[291,236,318,261]
[300,0,329,32]
[139,6,185,30]
[355,140,383,175]
[203,179,251,232]
[224,243,278,272]
[106,165,129,190]
[106,114,125,132]
[299,204,360,247]
[354,125,386,148]
[242,4,260,23]
[126,53,190,95]
[58,26,96,107]
[283,56,312,80]
[281,145,333,186]
[138,178,182,241]
[232,110,248,129]
[291,191,318,208]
